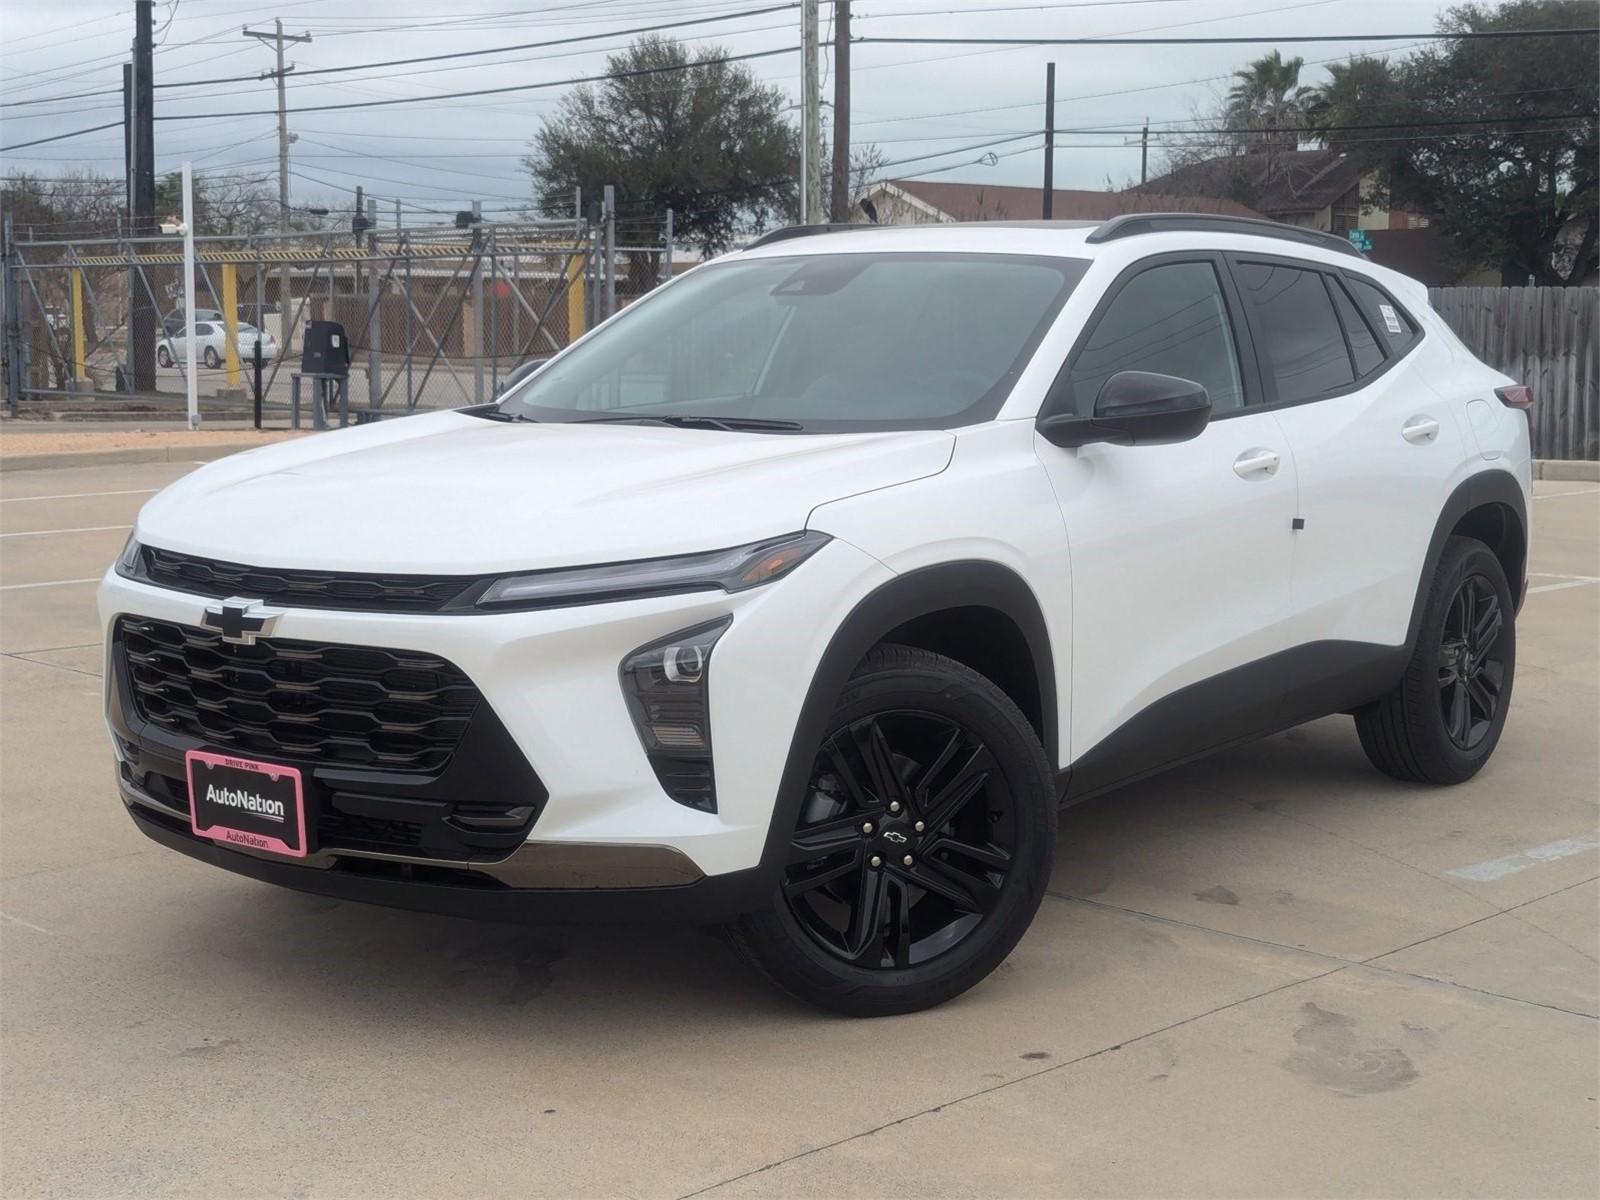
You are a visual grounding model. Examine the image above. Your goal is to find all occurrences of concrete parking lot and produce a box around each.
[1,456,1596,1199]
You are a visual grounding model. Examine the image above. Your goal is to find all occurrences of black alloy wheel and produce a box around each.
[783,711,1014,970]
[1356,535,1516,785]
[730,645,1055,1016]
[1437,573,1507,751]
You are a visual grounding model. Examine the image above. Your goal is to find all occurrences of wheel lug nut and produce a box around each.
[889,801,901,813]
[903,854,914,866]
[870,855,882,868]
[914,821,925,833]
[861,822,874,834]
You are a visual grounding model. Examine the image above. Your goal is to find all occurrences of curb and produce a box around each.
[0,440,291,474]
[1534,459,1600,483]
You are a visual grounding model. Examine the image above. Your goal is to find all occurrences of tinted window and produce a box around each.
[501,253,1087,431]
[1346,276,1419,356]
[1234,262,1354,403]
[1065,261,1244,417]
[1329,278,1384,377]
[193,323,213,336]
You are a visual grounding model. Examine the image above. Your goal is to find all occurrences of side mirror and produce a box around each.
[496,357,551,396]
[1037,371,1211,449]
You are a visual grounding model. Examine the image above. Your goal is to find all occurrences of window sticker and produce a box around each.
[1378,303,1404,335]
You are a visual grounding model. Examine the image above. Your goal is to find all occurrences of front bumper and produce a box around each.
[100,537,893,916]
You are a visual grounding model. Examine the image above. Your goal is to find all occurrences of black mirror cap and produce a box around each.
[1036,371,1211,449]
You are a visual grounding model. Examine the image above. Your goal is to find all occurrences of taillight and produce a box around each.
[1495,384,1533,410]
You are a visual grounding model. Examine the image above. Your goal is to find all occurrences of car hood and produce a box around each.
[135,410,954,574]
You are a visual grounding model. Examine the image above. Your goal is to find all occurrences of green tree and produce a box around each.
[524,35,798,255]
[1320,2,1598,284]
[1225,50,1309,150]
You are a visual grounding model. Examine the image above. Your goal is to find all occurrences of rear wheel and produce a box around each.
[1356,536,1515,784]
[156,345,172,368]
[203,346,221,369]
[730,645,1055,1016]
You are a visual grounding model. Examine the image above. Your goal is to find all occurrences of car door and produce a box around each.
[1034,253,1299,796]
[1227,256,1466,706]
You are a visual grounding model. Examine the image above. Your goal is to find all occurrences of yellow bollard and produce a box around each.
[70,268,88,383]
[565,254,585,344]
[221,263,241,388]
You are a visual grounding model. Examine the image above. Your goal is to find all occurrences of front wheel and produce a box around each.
[203,346,221,369]
[730,645,1056,1016]
[156,345,172,368]
[1356,535,1515,784]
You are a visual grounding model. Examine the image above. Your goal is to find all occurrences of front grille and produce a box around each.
[118,616,479,773]
[140,546,476,612]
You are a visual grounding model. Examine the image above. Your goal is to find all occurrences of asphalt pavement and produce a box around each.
[1,458,1596,1198]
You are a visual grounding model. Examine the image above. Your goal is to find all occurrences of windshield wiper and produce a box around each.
[572,414,804,432]
[466,405,538,423]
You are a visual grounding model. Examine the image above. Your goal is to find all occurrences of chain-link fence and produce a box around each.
[1,215,675,424]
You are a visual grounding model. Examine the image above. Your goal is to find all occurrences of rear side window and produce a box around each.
[1345,276,1420,356]
[1328,278,1385,377]
[1065,261,1244,417]
[1233,261,1354,403]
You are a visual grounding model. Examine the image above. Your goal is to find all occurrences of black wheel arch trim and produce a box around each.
[753,559,1058,899]
[1407,469,1528,647]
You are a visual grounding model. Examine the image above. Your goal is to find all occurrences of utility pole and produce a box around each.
[243,20,311,356]
[829,1,851,222]
[129,1,157,390]
[801,0,822,224]
[179,162,198,429]
[1042,62,1056,220]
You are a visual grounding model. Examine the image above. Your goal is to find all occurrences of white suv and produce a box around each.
[101,215,1532,1015]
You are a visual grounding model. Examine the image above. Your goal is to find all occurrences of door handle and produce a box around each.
[1403,415,1441,444]
[1233,448,1280,479]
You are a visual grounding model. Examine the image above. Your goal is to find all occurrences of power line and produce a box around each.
[854,27,1600,47]
[0,121,125,153]
[152,44,798,120]
[147,2,799,91]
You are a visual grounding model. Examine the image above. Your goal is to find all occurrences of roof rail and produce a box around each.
[744,223,877,250]
[1086,212,1364,258]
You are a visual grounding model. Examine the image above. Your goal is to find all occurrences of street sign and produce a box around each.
[1347,229,1373,253]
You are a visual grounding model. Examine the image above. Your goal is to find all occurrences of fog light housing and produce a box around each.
[621,617,731,812]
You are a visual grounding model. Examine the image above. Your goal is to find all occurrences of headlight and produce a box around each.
[114,535,144,579]
[620,617,731,812]
[471,530,831,612]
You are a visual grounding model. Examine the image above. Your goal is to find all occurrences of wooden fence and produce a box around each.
[1428,286,1598,461]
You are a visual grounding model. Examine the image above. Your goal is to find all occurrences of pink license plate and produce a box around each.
[185,750,308,859]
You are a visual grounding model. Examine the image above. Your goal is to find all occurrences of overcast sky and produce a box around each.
[1,0,1464,224]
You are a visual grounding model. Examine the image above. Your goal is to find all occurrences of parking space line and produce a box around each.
[0,577,101,591]
[1533,487,1599,500]
[1527,578,1600,595]
[0,489,158,504]
[1447,836,1600,882]
[0,524,130,539]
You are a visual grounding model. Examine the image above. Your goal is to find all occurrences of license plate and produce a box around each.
[185,750,308,859]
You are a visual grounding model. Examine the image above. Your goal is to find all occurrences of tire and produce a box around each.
[156,346,172,368]
[203,346,221,369]
[1356,535,1515,785]
[730,644,1056,1016]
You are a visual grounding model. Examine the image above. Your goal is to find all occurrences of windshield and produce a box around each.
[497,251,1088,432]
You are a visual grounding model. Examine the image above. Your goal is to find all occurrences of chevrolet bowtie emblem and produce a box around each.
[200,597,284,646]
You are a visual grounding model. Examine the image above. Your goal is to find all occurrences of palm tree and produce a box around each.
[1226,50,1308,150]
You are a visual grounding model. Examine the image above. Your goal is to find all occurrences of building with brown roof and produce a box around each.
[859,179,1263,225]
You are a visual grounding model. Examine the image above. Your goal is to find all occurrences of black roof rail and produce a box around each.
[1086,212,1364,258]
[744,223,878,250]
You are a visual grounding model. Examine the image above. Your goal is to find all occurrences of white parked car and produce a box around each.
[156,321,279,369]
[102,215,1531,1014]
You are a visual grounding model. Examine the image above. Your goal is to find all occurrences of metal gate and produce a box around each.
[2,216,673,423]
